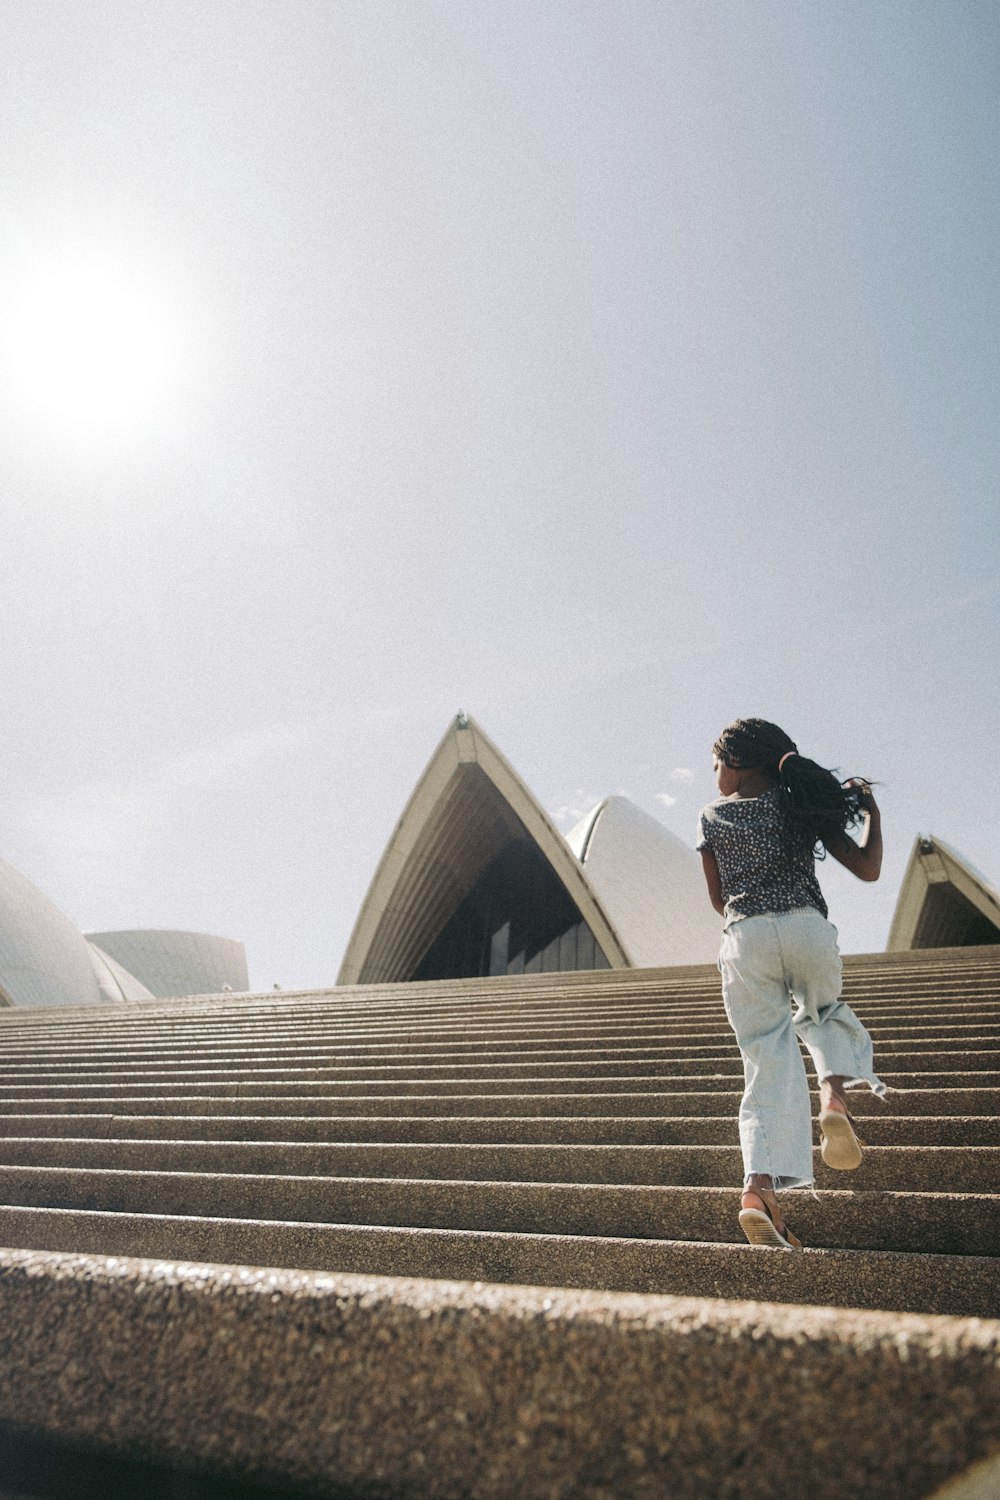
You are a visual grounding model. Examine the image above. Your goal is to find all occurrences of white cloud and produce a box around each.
[555,803,593,826]
[655,792,678,808]
[671,767,695,781]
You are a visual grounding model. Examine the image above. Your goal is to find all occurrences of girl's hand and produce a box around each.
[844,778,878,812]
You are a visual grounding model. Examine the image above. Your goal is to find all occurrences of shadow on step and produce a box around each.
[0,1422,337,1500]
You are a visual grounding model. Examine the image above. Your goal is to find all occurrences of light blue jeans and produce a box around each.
[719,906,886,1190]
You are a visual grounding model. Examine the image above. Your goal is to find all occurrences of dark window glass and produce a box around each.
[413,839,610,981]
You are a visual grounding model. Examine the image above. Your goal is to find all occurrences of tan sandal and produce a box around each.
[819,1107,863,1170]
[738,1190,802,1251]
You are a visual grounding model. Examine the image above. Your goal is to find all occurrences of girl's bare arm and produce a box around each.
[825,784,883,882]
[701,848,726,913]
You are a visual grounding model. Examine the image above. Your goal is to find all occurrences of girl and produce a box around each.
[696,717,884,1249]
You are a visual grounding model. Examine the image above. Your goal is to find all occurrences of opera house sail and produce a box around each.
[0,854,248,1008]
[337,715,721,986]
[3,716,995,1010]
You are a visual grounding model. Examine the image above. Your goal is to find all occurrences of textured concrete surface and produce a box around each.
[1,1249,999,1500]
[0,1165,997,1255]
[0,949,996,1495]
[0,1084,994,1118]
[1,1158,1000,1254]
[0,1136,994,1193]
[0,1207,997,1318]
[1,1109,995,1144]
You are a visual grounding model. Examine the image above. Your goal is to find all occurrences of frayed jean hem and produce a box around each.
[838,1073,888,1099]
[744,1173,814,1192]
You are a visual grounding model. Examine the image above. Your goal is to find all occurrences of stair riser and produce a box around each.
[2,1031,997,1075]
[1,1248,998,1500]
[0,1075,992,1108]
[0,1112,995,1145]
[0,1167,994,1254]
[2,982,996,1036]
[2,993,995,1038]
[1,1007,996,1055]
[2,1047,994,1086]
[0,1138,993,1192]
[0,1208,996,1319]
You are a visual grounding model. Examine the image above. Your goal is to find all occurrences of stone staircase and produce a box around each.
[0,946,998,1498]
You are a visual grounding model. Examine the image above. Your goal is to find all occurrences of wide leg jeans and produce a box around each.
[719,906,886,1190]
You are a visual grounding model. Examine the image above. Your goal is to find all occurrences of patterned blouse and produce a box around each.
[696,786,827,925]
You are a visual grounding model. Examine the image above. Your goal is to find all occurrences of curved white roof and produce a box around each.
[339,717,719,984]
[86,930,249,998]
[0,856,109,1008]
[567,797,720,967]
[87,942,155,1003]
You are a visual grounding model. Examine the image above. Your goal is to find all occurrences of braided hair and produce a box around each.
[712,718,870,857]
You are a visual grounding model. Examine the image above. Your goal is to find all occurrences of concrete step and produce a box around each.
[2,996,996,1042]
[0,1205,996,1320]
[0,1031,993,1074]
[0,1085,993,1117]
[0,1136,994,1193]
[2,979,994,1028]
[0,1110,994,1146]
[0,1247,997,1500]
[1,974,994,1031]
[0,983,992,1036]
[2,1031,997,1074]
[0,1069,992,1101]
[0,1165,994,1255]
[2,1048,996,1088]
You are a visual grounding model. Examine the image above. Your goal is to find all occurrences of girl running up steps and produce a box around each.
[696,718,884,1250]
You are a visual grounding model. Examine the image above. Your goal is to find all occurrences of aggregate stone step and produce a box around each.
[0,1069,993,1102]
[6,1010,995,1049]
[0,971,991,1029]
[0,1058,762,1085]
[0,1084,994,1119]
[0,1032,995,1080]
[0,1073,754,1098]
[0,1136,994,1194]
[1,1111,996,1146]
[3,978,994,1027]
[1,1250,998,1500]
[1,1029,996,1073]
[3,1033,997,1077]
[2,1048,994,1088]
[7,996,991,1035]
[0,1205,996,1319]
[2,979,994,1036]
[19,1135,1000,1191]
[0,1112,751,1145]
[0,1166,995,1256]
[2,1010,995,1065]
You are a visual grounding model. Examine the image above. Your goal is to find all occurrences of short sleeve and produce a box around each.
[695,808,711,852]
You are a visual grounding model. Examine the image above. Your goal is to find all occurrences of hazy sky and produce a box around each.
[1,2,997,988]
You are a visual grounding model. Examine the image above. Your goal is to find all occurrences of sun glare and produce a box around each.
[0,252,180,441]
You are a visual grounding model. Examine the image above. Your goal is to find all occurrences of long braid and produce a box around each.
[713,718,869,856]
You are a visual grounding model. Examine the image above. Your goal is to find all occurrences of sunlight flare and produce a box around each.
[0,251,180,440]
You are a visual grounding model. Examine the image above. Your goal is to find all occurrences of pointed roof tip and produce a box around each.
[337,716,631,985]
[566,798,612,862]
[888,833,1000,950]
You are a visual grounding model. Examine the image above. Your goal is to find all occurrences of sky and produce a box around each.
[0,1,997,989]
